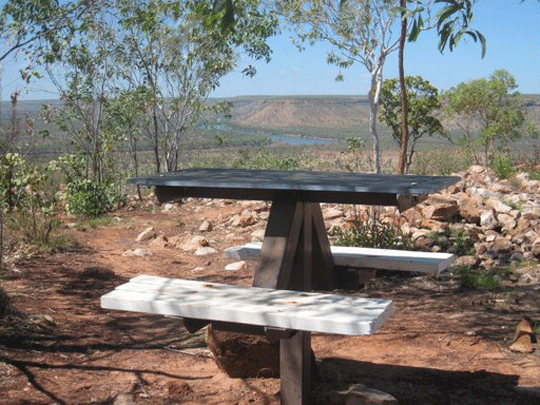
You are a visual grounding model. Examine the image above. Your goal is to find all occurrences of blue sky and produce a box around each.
[2,0,540,100]
[211,0,540,97]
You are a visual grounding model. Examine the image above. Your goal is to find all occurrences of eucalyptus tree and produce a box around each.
[279,1,437,173]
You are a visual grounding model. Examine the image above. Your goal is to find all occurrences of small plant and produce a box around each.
[334,218,412,250]
[456,266,504,290]
[431,225,475,256]
[492,155,515,179]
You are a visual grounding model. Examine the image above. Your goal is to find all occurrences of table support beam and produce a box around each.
[253,194,335,291]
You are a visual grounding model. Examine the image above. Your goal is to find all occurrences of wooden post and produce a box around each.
[280,331,311,405]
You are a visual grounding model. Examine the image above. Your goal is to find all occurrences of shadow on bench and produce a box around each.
[101,275,392,405]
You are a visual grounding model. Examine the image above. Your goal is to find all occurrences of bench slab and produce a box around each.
[225,243,455,274]
[101,275,392,336]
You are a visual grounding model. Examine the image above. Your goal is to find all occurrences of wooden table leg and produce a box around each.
[253,193,334,291]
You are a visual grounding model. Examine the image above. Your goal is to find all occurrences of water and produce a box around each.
[270,134,334,146]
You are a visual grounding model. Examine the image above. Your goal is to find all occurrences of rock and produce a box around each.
[149,234,169,248]
[324,207,344,220]
[181,235,210,252]
[453,255,480,268]
[340,384,398,405]
[250,228,266,242]
[458,199,482,224]
[123,248,152,257]
[489,236,513,254]
[225,261,246,271]
[486,198,513,214]
[205,325,280,378]
[531,238,540,258]
[199,220,213,232]
[512,317,535,341]
[229,209,259,227]
[195,246,218,256]
[480,210,498,229]
[498,213,517,233]
[135,227,156,242]
[113,393,135,405]
[509,334,534,353]
[161,203,175,212]
[423,203,458,221]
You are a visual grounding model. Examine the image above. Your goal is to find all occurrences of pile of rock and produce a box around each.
[395,166,540,271]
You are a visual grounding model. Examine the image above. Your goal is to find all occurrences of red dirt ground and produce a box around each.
[1,199,539,405]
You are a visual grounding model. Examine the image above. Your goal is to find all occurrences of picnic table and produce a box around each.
[103,168,459,404]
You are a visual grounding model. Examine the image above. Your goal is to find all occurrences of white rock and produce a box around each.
[480,211,497,229]
[123,248,152,257]
[195,247,218,256]
[135,227,156,242]
[181,235,209,251]
[342,384,398,405]
[225,261,246,271]
[199,220,213,232]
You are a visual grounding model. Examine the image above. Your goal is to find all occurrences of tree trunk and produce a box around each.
[397,0,410,175]
[368,62,385,174]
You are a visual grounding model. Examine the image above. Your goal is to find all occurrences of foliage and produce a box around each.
[334,217,412,250]
[0,153,66,248]
[0,0,100,64]
[232,148,303,170]
[455,266,508,291]
[65,179,118,218]
[430,225,474,256]
[279,0,426,173]
[410,149,470,175]
[115,0,277,173]
[444,69,532,165]
[492,154,516,180]
[432,0,485,57]
[379,76,443,172]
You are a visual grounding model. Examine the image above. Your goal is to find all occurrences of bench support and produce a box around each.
[281,330,311,405]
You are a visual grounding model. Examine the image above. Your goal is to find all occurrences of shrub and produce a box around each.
[492,155,515,179]
[456,266,502,290]
[66,179,117,217]
[334,218,412,250]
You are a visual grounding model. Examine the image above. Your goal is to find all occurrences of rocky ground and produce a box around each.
[0,166,539,404]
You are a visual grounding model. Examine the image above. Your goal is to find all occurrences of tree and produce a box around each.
[115,0,277,173]
[0,0,97,63]
[444,69,529,165]
[43,0,277,177]
[379,76,443,172]
[279,1,415,173]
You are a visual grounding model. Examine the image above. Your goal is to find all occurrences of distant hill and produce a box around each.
[223,95,371,130]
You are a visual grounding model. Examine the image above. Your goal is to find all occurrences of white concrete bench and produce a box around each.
[101,275,392,405]
[225,242,455,275]
[100,275,392,336]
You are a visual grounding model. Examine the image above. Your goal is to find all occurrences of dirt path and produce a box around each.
[1,199,539,404]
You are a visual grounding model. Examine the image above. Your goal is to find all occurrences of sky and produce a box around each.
[2,0,540,101]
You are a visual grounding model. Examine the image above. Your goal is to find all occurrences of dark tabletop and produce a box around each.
[130,168,461,206]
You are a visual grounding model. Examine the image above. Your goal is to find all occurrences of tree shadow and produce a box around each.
[312,357,537,405]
